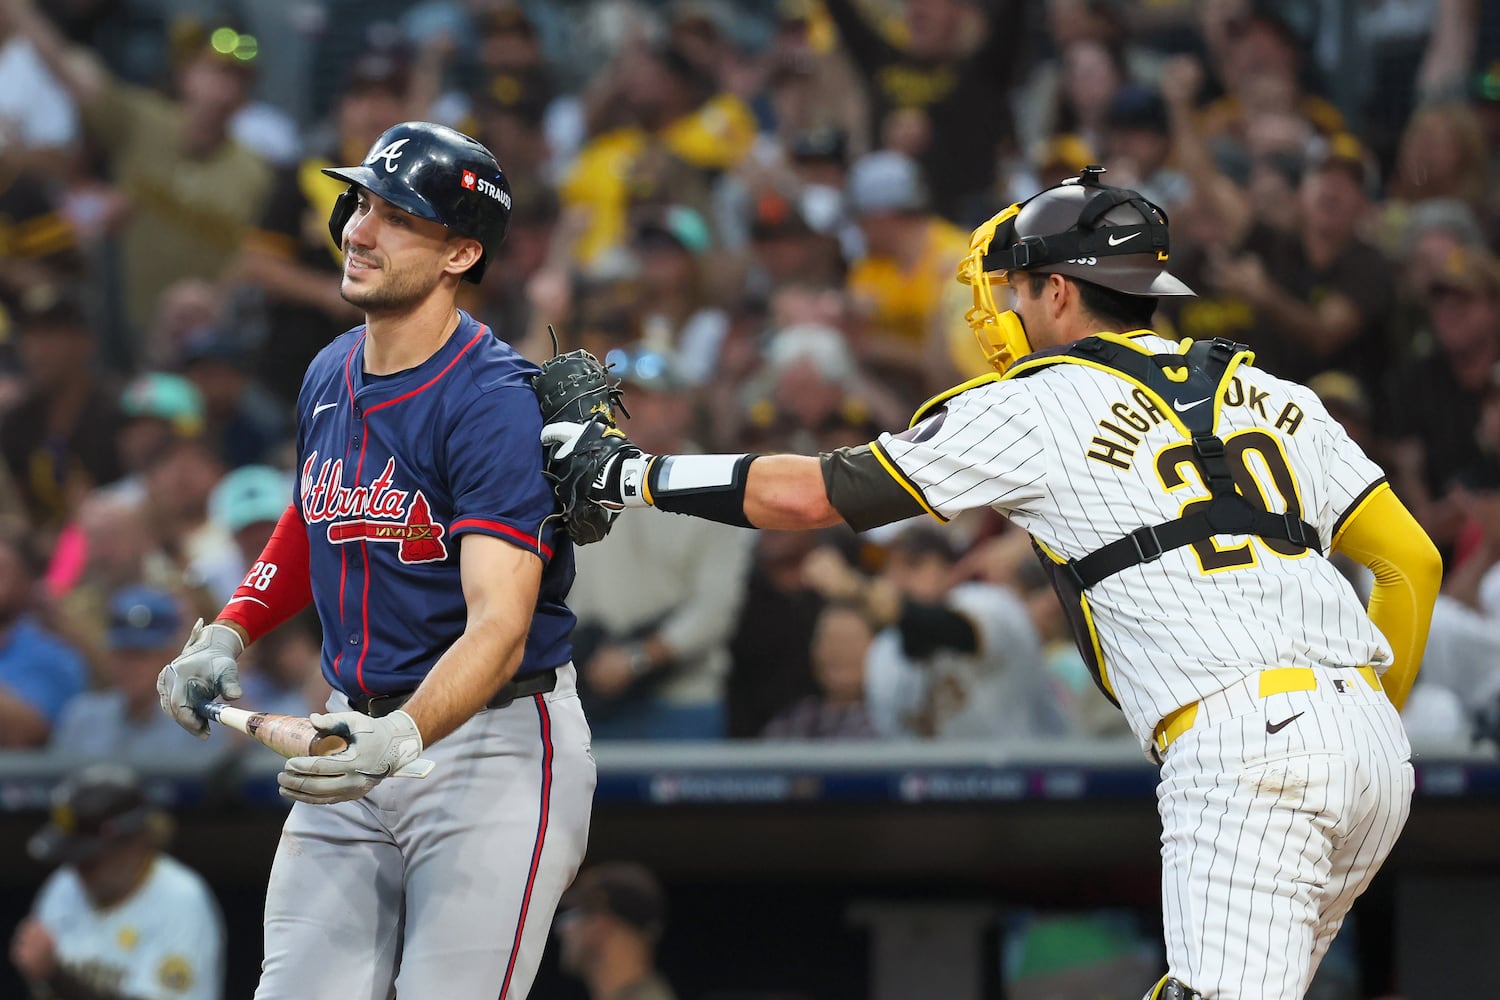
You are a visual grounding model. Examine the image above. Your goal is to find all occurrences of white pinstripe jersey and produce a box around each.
[875,334,1391,748]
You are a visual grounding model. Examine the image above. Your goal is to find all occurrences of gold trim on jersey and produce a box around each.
[869,439,948,523]
[909,372,1003,428]
[1331,478,1390,551]
[1006,338,1187,437]
[907,331,1202,429]
[1032,534,1117,702]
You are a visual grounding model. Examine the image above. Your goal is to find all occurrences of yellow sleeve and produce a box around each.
[1331,481,1443,711]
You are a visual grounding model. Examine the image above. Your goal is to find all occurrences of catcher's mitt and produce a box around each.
[541,420,642,545]
[533,345,629,427]
[533,342,634,544]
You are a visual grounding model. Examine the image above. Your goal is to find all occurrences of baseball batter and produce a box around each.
[543,168,1441,999]
[156,122,594,999]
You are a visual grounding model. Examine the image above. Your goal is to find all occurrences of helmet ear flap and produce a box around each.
[328,187,359,247]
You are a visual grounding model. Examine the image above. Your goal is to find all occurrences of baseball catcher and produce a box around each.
[538,166,1442,999]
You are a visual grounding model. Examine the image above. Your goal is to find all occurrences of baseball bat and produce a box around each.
[197,701,347,757]
[196,701,435,778]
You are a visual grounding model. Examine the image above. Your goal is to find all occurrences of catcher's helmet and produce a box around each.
[956,165,1194,374]
[985,165,1193,296]
[324,121,512,283]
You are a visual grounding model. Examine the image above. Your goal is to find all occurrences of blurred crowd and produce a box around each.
[0,0,1499,757]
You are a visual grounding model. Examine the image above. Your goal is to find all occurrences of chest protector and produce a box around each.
[1007,335,1323,590]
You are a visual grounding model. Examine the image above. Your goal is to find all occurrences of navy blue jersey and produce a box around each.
[295,311,573,698]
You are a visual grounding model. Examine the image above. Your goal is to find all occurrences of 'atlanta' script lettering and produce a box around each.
[301,453,409,523]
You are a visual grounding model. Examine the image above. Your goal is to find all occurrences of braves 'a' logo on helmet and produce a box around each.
[324,122,514,283]
[368,138,410,173]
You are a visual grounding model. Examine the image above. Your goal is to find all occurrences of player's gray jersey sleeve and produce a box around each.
[875,382,1048,519]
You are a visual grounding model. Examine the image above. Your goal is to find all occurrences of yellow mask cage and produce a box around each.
[956,201,1033,375]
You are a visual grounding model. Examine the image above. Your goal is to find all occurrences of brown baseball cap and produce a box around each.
[1429,246,1500,297]
[1307,371,1371,423]
[29,764,162,865]
[559,863,667,935]
[1305,132,1379,194]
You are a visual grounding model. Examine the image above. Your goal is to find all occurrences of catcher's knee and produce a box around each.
[1141,976,1202,1000]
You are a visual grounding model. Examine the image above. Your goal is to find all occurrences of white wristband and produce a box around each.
[617,455,654,508]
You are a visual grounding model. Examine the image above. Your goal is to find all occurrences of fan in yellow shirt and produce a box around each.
[844,151,985,392]
[562,44,755,262]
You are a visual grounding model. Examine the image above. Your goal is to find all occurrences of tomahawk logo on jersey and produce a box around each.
[301,455,448,563]
[295,310,575,698]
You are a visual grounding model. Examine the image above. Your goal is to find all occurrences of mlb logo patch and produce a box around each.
[461,170,477,190]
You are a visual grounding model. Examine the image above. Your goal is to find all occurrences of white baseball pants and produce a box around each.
[1156,667,1413,999]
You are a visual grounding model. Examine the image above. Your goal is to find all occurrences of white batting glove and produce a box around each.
[156,619,244,739]
[278,710,425,805]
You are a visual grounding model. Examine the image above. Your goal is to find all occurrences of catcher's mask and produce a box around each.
[956,165,1195,375]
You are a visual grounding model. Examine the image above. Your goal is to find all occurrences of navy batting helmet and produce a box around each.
[323,121,512,283]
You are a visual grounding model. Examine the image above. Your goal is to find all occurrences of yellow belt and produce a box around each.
[1153,666,1381,756]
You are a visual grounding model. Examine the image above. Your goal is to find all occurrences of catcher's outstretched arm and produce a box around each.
[1331,481,1442,712]
[540,422,928,536]
[534,349,922,538]
[624,448,926,532]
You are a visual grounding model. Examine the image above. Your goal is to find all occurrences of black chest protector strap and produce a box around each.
[1013,336,1322,589]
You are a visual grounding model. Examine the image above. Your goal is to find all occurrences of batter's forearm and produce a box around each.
[399,534,542,745]
[218,505,314,646]
[399,618,526,745]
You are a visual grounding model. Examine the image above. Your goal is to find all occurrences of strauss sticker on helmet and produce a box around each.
[463,173,511,208]
[368,138,410,173]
